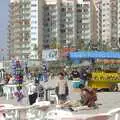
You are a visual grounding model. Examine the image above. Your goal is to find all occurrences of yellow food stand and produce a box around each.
[88,72,120,90]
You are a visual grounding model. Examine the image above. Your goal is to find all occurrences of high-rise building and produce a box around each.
[8,0,96,60]
[95,0,120,50]
[29,0,43,60]
[42,0,92,50]
[29,0,93,60]
[117,0,120,49]
[8,0,30,60]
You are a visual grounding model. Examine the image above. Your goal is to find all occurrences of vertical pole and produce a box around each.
[3,56,4,71]
[115,113,119,120]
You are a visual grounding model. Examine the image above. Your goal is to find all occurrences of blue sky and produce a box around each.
[0,0,9,55]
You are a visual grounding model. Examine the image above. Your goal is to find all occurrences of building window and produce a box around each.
[31,21,37,24]
[61,8,66,12]
[61,29,65,33]
[48,28,50,32]
[77,9,82,12]
[31,10,36,12]
[103,3,105,6]
[48,18,50,21]
[77,4,82,7]
[31,4,37,7]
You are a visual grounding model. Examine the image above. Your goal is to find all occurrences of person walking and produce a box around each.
[55,72,69,105]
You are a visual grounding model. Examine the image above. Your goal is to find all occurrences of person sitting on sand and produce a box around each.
[80,87,97,108]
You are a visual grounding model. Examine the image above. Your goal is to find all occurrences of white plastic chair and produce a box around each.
[0,104,36,120]
[3,85,17,100]
[26,108,37,120]
[45,109,72,120]
[14,106,33,120]
[2,86,11,100]
[61,114,110,120]
[86,114,111,120]
[0,113,5,120]
[0,104,16,120]
[107,108,120,120]
[33,101,51,119]
[49,90,59,104]
[5,105,35,120]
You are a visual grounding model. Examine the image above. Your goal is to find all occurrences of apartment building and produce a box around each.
[96,0,120,50]
[8,0,120,61]
[29,0,39,60]
[8,0,30,60]
[42,0,92,49]
[29,0,93,60]
[8,0,95,60]
[95,0,111,50]
[116,0,120,49]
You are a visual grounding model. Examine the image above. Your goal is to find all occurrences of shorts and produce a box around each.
[29,93,37,105]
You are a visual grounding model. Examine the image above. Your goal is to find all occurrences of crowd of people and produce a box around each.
[0,67,97,110]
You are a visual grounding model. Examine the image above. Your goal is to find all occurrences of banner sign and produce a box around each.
[42,49,59,61]
[61,47,76,57]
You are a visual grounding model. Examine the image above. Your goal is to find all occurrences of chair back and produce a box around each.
[49,90,59,104]
[86,114,110,120]
[3,86,11,95]
[0,113,5,120]
[45,109,72,120]
[61,114,110,120]
[107,108,120,120]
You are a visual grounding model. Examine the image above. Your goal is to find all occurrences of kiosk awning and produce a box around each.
[69,51,120,59]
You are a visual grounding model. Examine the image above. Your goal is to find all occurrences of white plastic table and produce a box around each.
[0,104,32,120]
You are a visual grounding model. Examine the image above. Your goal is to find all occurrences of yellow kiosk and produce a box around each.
[88,72,120,91]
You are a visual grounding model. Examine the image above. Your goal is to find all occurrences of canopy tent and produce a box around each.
[69,51,120,59]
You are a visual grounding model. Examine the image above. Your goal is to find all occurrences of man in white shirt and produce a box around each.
[56,72,69,104]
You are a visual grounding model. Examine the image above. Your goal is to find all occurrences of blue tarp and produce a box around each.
[69,51,120,59]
